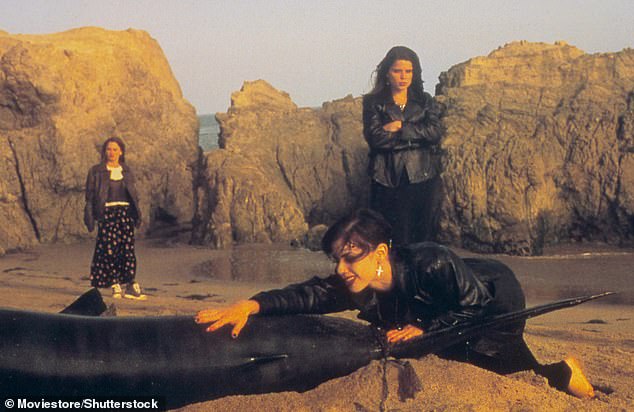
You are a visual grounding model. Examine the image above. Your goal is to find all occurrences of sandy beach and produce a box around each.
[1,237,633,411]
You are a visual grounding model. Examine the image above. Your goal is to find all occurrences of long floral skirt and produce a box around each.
[90,205,137,288]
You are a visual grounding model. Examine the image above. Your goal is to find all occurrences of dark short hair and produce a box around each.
[321,209,393,261]
[368,46,425,99]
[101,136,126,163]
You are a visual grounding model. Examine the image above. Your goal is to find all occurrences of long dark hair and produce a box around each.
[367,46,425,100]
[101,136,126,163]
[321,209,393,261]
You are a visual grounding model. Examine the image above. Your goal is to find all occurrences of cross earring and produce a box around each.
[376,264,384,279]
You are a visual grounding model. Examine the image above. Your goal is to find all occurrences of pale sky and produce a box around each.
[1,0,633,114]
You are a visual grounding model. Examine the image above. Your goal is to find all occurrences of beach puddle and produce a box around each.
[191,243,333,284]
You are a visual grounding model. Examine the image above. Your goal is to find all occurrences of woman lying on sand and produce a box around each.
[196,209,594,398]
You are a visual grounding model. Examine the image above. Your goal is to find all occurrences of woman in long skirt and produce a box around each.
[84,137,146,300]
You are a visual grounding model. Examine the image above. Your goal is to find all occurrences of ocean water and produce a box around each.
[198,114,219,150]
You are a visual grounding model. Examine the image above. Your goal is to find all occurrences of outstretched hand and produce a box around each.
[386,324,424,344]
[195,300,260,338]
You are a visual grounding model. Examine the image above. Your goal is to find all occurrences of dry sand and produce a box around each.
[1,237,633,411]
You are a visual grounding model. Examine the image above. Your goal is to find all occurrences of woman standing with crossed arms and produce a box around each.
[363,46,444,245]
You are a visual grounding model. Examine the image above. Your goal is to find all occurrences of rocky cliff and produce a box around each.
[436,41,634,254]
[195,42,634,254]
[0,27,199,255]
[192,80,367,247]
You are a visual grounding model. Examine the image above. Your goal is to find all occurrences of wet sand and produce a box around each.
[1,238,633,411]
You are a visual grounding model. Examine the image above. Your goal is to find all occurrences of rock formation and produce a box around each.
[0,27,199,255]
[192,80,367,247]
[195,42,634,254]
[436,41,634,254]
[3,30,630,256]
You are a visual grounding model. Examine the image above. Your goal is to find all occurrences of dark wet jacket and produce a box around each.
[83,163,141,232]
[362,90,444,187]
[252,243,525,337]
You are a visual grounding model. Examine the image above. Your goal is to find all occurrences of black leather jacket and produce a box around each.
[362,90,444,187]
[251,243,524,334]
[84,162,141,232]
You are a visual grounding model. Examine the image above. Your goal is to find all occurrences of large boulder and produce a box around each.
[192,80,367,247]
[436,41,634,254]
[0,27,199,255]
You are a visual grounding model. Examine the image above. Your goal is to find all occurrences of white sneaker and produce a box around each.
[124,282,147,301]
[111,283,123,299]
